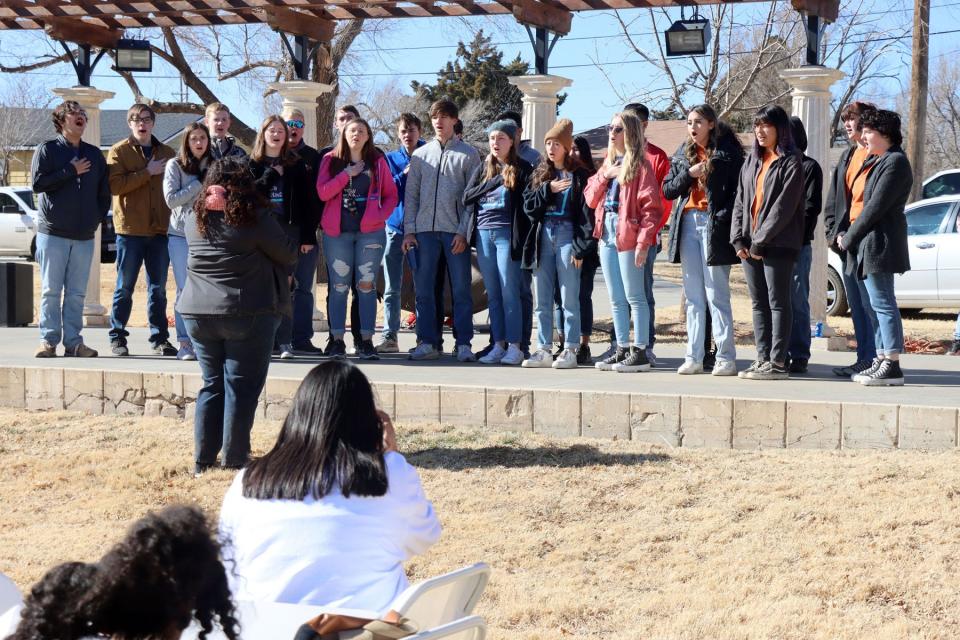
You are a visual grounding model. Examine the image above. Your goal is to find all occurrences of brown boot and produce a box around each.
[64,342,98,358]
[34,341,56,358]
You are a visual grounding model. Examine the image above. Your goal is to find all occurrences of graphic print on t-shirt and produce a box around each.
[477,184,511,229]
[545,170,572,218]
[340,165,371,234]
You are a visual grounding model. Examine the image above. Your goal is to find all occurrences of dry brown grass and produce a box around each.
[2,408,959,639]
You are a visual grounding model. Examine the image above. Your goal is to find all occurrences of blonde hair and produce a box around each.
[608,111,648,185]
[282,107,305,121]
[483,132,519,190]
[204,103,231,119]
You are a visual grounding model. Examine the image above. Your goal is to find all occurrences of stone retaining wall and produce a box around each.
[1,366,958,450]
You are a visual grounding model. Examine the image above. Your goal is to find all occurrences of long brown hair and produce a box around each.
[684,104,742,189]
[327,118,381,177]
[483,131,520,189]
[250,115,297,165]
[194,157,266,237]
[530,144,578,188]
[176,122,212,176]
[609,111,650,185]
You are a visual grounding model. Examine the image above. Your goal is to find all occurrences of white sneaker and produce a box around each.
[522,348,554,368]
[711,359,737,376]
[500,344,524,366]
[677,359,703,375]
[479,343,506,364]
[408,343,440,361]
[279,344,295,359]
[456,345,477,363]
[552,348,577,369]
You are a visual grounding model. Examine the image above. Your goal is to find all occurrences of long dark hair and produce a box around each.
[194,157,267,237]
[177,122,213,176]
[684,104,742,189]
[10,506,240,640]
[752,104,796,159]
[531,145,579,188]
[327,118,381,177]
[243,361,388,501]
[572,135,597,177]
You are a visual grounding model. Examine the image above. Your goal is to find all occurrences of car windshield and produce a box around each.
[922,172,960,199]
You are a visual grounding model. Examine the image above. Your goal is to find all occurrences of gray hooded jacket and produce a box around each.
[403,137,481,237]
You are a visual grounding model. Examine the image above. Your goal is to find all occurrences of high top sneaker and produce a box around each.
[859,359,905,386]
[613,347,651,373]
[595,346,628,371]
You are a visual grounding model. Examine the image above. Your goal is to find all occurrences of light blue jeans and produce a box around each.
[861,272,904,356]
[598,211,649,347]
[381,227,404,339]
[168,234,189,344]
[477,227,522,344]
[35,232,94,349]
[323,229,387,339]
[535,220,580,349]
[678,209,736,363]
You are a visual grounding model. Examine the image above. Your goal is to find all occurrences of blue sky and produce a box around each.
[2,1,960,135]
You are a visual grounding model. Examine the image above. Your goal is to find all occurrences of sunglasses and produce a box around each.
[607,125,624,135]
[286,120,305,129]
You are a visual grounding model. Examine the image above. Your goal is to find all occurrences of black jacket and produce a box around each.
[843,147,912,278]
[248,156,319,246]
[177,208,298,318]
[521,166,596,270]
[823,145,857,248]
[663,138,743,266]
[30,135,111,241]
[463,158,533,262]
[800,154,824,245]
[730,150,805,260]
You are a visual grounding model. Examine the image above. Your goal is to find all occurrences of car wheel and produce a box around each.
[826,266,848,317]
[29,238,36,262]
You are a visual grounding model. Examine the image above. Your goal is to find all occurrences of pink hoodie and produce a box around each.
[316,153,399,237]
[584,161,663,251]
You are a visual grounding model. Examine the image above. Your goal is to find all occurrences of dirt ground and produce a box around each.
[29,262,957,352]
[1,408,959,639]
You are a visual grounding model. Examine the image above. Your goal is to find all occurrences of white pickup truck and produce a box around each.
[0,186,38,259]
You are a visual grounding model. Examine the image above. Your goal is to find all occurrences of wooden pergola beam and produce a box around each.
[43,16,122,49]
[258,5,336,41]
[510,0,573,34]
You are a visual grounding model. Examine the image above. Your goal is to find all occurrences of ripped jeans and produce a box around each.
[322,229,387,340]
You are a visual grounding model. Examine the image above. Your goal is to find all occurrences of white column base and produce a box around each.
[508,75,572,154]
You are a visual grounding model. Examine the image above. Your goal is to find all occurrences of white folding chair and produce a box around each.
[407,615,486,640]
[0,572,23,636]
[389,563,490,631]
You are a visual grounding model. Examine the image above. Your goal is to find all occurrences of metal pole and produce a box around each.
[805,15,821,66]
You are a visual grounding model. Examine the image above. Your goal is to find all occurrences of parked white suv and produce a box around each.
[826,194,960,315]
[0,186,38,259]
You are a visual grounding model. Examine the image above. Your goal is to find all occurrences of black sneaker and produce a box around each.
[111,340,129,357]
[788,358,808,374]
[738,360,764,378]
[746,361,789,380]
[948,340,960,356]
[324,338,347,360]
[595,346,628,371]
[292,340,324,355]
[703,347,717,371]
[613,347,651,373]
[358,339,380,360]
[552,343,564,358]
[833,359,873,378]
[575,343,592,365]
[852,357,885,382]
[151,340,178,356]
[860,359,904,386]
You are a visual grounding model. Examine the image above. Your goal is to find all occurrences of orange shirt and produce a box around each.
[683,146,709,212]
[751,150,778,226]
[846,145,871,222]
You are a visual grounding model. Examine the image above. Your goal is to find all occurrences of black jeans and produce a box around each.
[186,313,279,468]
[741,255,794,365]
[553,255,599,342]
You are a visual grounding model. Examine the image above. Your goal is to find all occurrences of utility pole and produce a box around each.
[907,0,930,202]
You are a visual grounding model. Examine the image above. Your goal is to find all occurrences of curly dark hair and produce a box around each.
[9,561,99,640]
[194,156,267,238]
[859,108,903,147]
[9,506,239,640]
[51,100,86,135]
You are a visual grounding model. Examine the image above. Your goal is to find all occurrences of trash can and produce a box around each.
[0,261,33,327]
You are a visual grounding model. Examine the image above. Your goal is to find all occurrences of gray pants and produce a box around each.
[741,255,794,365]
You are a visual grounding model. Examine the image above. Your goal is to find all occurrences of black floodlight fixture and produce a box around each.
[115,38,152,72]
[664,18,711,57]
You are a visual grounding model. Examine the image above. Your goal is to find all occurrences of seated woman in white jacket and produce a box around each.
[218,361,441,613]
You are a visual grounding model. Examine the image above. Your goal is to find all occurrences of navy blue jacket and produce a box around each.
[31,135,110,240]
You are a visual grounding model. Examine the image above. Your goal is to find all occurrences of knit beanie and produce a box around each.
[486,119,519,140]
[544,118,574,151]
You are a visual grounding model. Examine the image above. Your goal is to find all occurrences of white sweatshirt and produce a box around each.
[219,452,441,614]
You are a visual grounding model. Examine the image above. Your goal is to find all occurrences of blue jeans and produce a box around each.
[292,244,319,344]
[678,209,735,363]
[185,314,278,468]
[35,232,94,349]
[535,220,580,349]
[862,272,904,356]
[412,231,474,347]
[477,228,522,344]
[109,234,170,345]
[381,228,404,338]
[598,212,650,347]
[168,234,189,344]
[841,266,877,362]
[323,230,387,339]
[788,244,812,362]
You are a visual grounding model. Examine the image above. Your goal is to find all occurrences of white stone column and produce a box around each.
[267,80,335,332]
[52,86,115,328]
[508,75,573,153]
[779,67,847,351]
